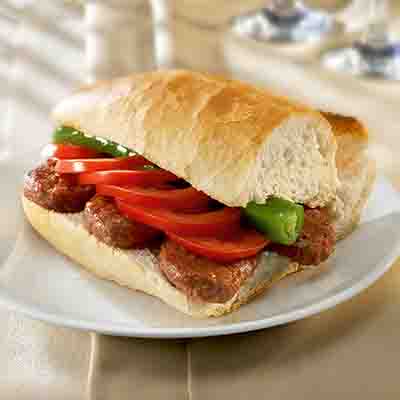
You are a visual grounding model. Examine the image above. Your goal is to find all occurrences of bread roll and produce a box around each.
[52,70,338,208]
[23,71,375,317]
[323,113,376,240]
[22,111,375,317]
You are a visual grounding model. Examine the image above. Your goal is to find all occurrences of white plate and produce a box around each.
[0,156,399,338]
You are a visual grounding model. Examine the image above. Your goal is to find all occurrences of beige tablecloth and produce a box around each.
[2,1,400,399]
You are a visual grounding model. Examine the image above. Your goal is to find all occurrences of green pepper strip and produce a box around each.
[243,198,304,245]
[53,126,135,158]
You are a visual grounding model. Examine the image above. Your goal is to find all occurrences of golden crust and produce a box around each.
[64,70,312,144]
[52,70,337,207]
[325,112,376,240]
[322,112,368,140]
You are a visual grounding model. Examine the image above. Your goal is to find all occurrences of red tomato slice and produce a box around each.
[78,169,178,186]
[41,144,100,159]
[96,184,210,210]
[167,230,268,263]
[116,199,241,237]
[55,155,150,174]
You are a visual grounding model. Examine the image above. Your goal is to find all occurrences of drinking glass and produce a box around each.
[321,0,400,80]
[230,0,335,43]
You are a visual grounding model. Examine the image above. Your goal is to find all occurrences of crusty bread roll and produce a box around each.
[323,113,376,240]
[52,70,338,208]
[22,104,375,317]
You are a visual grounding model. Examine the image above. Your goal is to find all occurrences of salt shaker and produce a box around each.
[85,0,155,83]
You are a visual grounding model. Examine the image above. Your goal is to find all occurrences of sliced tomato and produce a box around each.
[116,199,241,237]
[167,230,268,263]
[55,155,150,174]
[97,184,210,210]
[42,144,100,160]
[78,169,178,186]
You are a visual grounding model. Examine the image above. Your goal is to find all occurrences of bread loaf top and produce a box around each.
[52,70,338,207]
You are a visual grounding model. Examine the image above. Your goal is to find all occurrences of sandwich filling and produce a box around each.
[23,129,335,304]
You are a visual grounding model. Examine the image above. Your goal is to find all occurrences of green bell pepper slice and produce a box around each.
[244,198,304,245]
[53,126,135,158]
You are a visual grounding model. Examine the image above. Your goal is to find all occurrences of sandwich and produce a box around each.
[21,70,376,318]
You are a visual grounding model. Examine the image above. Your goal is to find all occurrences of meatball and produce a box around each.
[159,239,258,303]
[23,159,95,212]
[83,195,161,249]
[271,207,335,265]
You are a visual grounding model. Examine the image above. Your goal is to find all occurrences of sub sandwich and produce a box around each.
[21,70,376,318]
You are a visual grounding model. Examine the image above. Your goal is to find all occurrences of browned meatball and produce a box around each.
[159,239,258,303]
[271,207,335,265]
[23,159,95,213]
[83,195,161,249]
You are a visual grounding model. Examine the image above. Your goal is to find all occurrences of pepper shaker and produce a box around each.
[85,0,155,83]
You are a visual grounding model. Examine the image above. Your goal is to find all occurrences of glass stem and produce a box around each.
[267,0,303,15]
[363,0,390,47]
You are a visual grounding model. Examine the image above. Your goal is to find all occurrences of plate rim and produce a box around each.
[1,180,400,339]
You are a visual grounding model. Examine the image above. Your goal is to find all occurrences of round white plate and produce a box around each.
[0,158,399,338]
